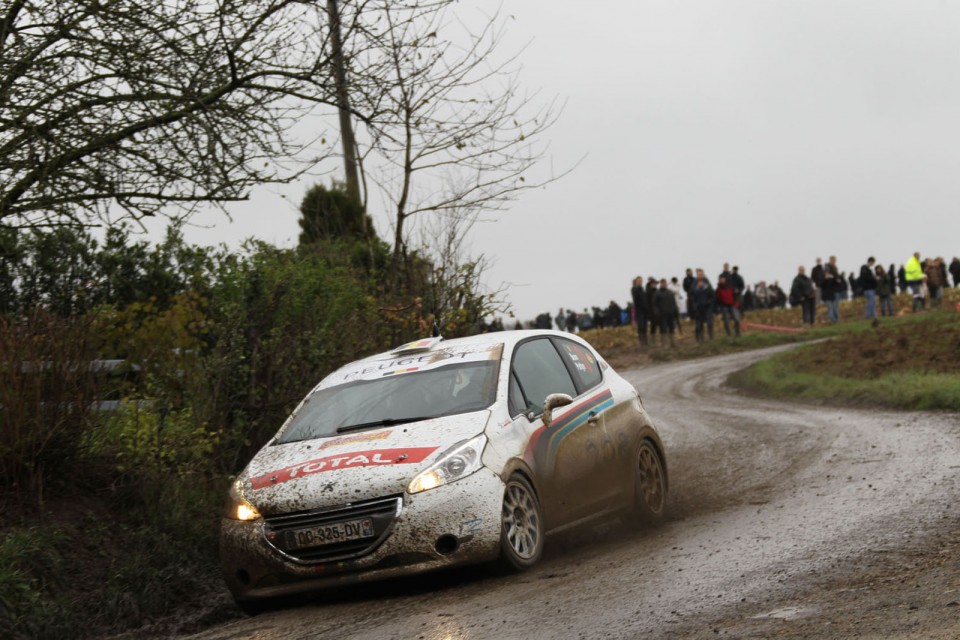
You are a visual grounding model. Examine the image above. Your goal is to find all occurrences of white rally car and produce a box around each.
[220,330,667,611]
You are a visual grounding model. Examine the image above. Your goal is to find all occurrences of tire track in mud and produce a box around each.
[625,346,960,638]
[629,345,831,520]
[177,345,960,640]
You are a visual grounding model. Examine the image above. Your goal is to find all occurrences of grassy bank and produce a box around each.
[728,309,960,411]
[0,483,233,639]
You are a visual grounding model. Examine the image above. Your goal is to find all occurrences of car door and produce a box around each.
[561,347,646,507]
[509,337,615,527]
[550,337,622,507]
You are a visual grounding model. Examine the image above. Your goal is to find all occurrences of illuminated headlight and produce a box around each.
[407,435,486,494]
[224,479,262,521]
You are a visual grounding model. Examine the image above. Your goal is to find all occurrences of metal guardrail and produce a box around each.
[14,359,144,412]
[19,359,141,374]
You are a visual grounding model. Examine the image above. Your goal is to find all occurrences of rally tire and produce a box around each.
[499,474,544,571]
[633,439,666,524]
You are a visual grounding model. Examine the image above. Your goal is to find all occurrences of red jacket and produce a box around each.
[716,284,737,307]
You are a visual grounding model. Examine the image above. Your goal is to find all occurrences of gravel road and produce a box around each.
[177,345,960,640]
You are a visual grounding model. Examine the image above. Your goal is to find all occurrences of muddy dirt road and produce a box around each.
[180,346,960,640]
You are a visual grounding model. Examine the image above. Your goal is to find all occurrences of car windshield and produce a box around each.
[276,360,499,444]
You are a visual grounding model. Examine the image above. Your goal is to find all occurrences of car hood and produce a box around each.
[240,411,491,515]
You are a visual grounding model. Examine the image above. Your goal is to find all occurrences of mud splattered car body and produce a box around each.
[220,330,667,608]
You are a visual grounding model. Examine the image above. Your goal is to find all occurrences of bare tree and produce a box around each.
[414,203,509,334]
[352,2,567,266]
[0,0,382,230]
[326,0,362,209]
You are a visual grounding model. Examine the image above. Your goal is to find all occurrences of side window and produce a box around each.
[507,372,525,418]
[511,338,577,414]
[555,338,603,391]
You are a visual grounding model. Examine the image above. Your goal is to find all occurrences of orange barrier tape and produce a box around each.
[742,322,805,334]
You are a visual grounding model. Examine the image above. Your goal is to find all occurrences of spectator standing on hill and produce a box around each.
[876,264,895,317]
[682,268,696,318]
[718,263,732,288]
[730,266,747,317]
[849,271,861,298]
[565,308,578,332]
[690,270,715,342]
[578,309,593,331]
[730,266,745,303]
[925,257,945,309]
[630,277,649,346]
[811,258,825,305]
[859,257,878,319]
[790,266,816,325]
[769,282,787,308]
[592,307,605,329]
[555,308,566,331]
[898,264,908,294]
[950,257,960,288]
[669,277,685,332]
[605,300,622,327]
[654,279,679,347]
[646,277,660,341]
[822,256,842,323]
[715,275,741,337]
[905,252,925,312]
[754,281,771,308]
[839,271,850,301]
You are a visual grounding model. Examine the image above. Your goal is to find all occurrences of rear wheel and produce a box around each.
[633,440,666,523]
[499,474,544,570]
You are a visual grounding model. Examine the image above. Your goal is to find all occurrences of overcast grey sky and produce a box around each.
[159,1,960,323]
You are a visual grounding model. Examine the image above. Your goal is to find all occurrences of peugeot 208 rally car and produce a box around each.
[220,330,667,611]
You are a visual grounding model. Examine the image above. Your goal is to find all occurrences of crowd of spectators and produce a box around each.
[519,254,960,345]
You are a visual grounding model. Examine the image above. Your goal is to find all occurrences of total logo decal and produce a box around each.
[250,447,438,490]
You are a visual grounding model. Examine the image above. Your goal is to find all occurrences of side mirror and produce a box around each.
[541,393,574,428]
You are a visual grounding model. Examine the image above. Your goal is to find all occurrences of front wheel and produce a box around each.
[499,474,544,571]
[632,440,666,524]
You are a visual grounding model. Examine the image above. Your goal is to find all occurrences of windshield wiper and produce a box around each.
[335,416,434,434]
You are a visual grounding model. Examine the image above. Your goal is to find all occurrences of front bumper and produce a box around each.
[220,467,504,602]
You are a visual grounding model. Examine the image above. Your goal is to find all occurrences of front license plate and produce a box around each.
[287,518,375,550]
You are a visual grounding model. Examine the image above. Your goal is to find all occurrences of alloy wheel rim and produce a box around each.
[502,482,540,559]
[637,445,665,514]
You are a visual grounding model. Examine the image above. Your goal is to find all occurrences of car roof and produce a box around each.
[320,329,590,388]
[373,329,579,362]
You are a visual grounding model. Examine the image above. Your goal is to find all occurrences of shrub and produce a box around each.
[200,240,390,469]
[0,527,67,639]
[0,311,102,513]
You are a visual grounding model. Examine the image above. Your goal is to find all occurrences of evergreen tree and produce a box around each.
[297,182,372,244]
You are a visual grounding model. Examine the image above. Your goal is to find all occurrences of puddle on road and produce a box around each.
[751,605,816,620]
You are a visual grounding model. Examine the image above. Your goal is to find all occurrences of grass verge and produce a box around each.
[728,309,960,411]
[0,479,233,640]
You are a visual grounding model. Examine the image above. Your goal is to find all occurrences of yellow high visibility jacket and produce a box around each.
[905,255,924,283]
